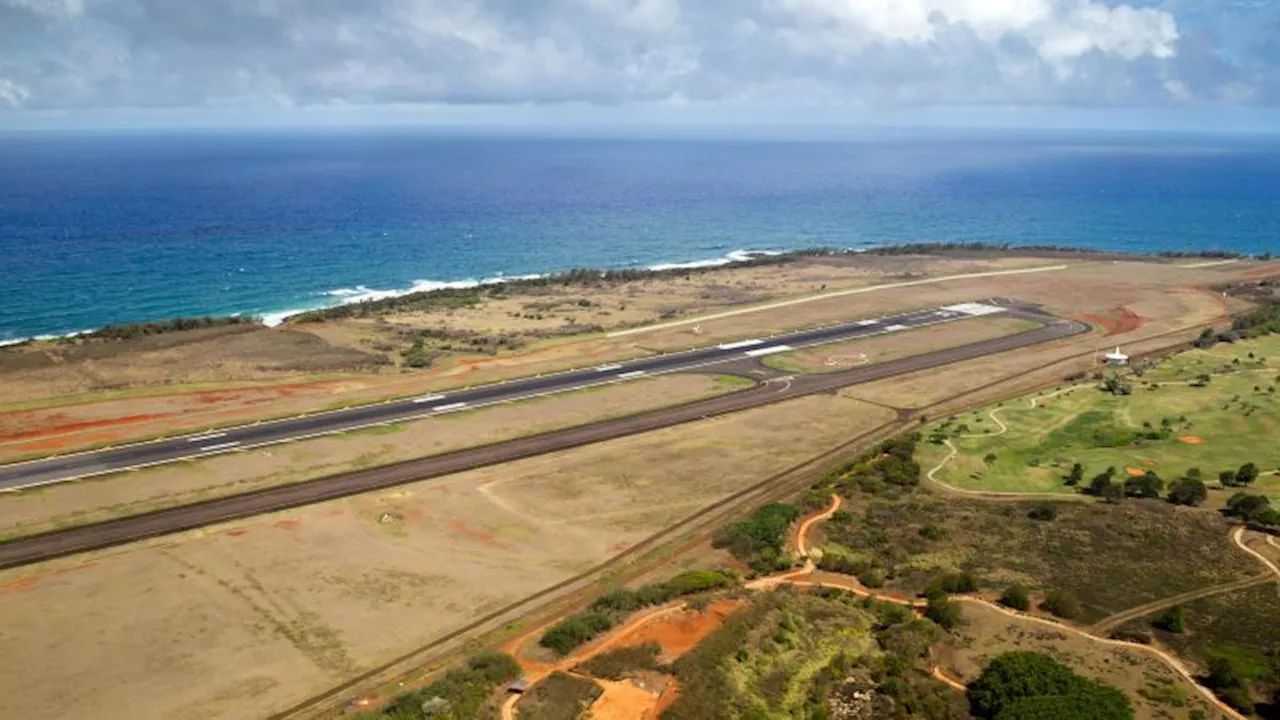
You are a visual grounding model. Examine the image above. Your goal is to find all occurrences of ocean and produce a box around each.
[1,130,1278,343]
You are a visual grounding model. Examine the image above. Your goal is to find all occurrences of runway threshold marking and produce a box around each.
[199,441,241,452]
[744,345,794,357]
[595,364,623,372]
[856,319,879,327]
[412,394,447,404]
[717,339,764,350]
[884,324,909,332]
[432,402,468,413]
[186,432,226,443]
[617,370,647,379]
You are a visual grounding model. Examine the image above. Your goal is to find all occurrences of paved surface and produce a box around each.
[0,302,1087,570]
[1,299,1043,492]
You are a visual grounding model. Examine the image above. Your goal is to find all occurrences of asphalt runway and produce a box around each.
[3,299,1036,491]
[0,303,1087,570]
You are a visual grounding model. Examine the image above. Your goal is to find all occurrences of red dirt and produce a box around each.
[1241,263,1280,279]
[1126,468,1146,477]
[225,530,248,537]
[611,599,743,661]
[1143,459,1157,466]
[1179,436,1206,445]
[450,519,499,547]
[273,519,301,531]
[0,412,176,442]
[652,679,679,718]
[589,678,663,720]
[1078,306,1145,336]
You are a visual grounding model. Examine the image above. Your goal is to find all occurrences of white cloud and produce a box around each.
[0,0,1269,113]
[0,77,30,106]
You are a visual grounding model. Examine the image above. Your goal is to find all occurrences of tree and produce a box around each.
[1088,468,1117,497]
[1066,463,1084,486]
[1220,469,1238,487]
[1236,462,1260,486]
[984,452,999,466]
[1027,502,1058,521]
[1124,471,1163,499]
[924,589,963,630]
[999,585,1031,612]
[1154,605,1185,634]
[967,651,1133,720]
[1041,590,1081,620]
[1167,478,1208,507]
[1186,467,1203,480]
[1225,493,1271,523]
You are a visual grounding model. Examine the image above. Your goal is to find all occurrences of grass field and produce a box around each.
[919,334,1280,497]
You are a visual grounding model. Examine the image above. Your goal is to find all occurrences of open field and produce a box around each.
[939,600,1222,720]
[762,315,1042,374]
[816,491,1258,624]
[0,373,749,539]
[0,392,895,720]
[0,253,1262,459]
[919,334,1280,497]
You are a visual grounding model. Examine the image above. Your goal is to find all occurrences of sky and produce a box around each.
[1,0,1278,133]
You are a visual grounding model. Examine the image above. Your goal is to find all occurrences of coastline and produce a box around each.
[0,243,1266,349]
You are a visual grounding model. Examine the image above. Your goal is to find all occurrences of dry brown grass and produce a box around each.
[0,374,748,539]
[939,601,1220,720]
[762,316,1041,375]
[0,393,895,720]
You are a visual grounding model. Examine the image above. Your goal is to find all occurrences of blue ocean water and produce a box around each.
[1,130,1278,343]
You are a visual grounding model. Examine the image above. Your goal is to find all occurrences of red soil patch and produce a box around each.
[11,429,128,453]
[612,599,743,661]
[589,678,663,720]
[273,519,301,531]
[1126,468,1146,477]
[1078,306,1144,336]
[652,679,680,718]
[1143,459,1156,466]
[1179,436,1206,445]
[0,412,176,442]
[225,529,248,537]
[1241,263,1280,279]
[450,519,499,547]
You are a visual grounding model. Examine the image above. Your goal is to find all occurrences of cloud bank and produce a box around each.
[0,0,1275,112]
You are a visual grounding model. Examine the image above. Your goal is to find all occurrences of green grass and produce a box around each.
[919,335,1280,498]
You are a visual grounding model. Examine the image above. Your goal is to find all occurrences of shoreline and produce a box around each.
[0,243,1267,349]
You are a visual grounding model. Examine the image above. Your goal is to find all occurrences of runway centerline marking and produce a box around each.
[595,364,623,372]
[199,441,241,452]
[431,402,468,413]
[744,345,794,357]
[617,370,647,379]
[412,394,447,404]
[186,432,226,443]
[717,339,764,350]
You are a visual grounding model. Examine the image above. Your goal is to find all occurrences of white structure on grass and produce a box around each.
[1104,347,1129,365]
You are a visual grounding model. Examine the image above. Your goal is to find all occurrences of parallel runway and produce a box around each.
[2,299,1041,492]
[0,301,1088,570]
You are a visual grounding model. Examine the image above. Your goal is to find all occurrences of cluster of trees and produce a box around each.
[922,573,976,630]
[1195,294,1280,348]
[1068,463,1266,508]
[538,569,737,655]
[994,584,1079,619]
[712,502,801,573]
[362,651,520,720]
[1224,492,1280,527]
[69,315,255,342]
[830,434,924,494]
[967,651,1134,720]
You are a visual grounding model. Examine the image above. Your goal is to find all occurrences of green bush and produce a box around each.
[713,503,801,573]
[968,651,1132,720]
[999,585,1031,612]
[539,610,616,655]
[372,651,520,720]
[1041,590,1081,620]
[576,641,662,679]
[924,590,963,630]
[926,571,979,595]
[1154,605,1185,634]
[1027,502,1058,521]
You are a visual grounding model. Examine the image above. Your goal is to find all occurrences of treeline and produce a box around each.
[711,502,801,574]
[537,569,737,655]
[290,254,799,323]
[863,241,1267,260]
[37,315,256,345]
[1068,463,1263,507]
[355,651,520,720]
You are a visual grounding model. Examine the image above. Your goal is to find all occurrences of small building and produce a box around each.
[508,677,532,694]
[1104,347,1129,366]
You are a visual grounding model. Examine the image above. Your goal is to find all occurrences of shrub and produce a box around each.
[1167,478,1208,506]
[1027,502,1058,521]
[924,590,964,630]
[927,571,979,595]
[713,503,801,573]
[374,651,520,720]
[540,610,616,655]
[1154,605,1185,634]
[967,651,1133,720]
[576,641,661,679]
[999,585,1031,612]
[1224,493,1271,523]
[1041,590,1081,620]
